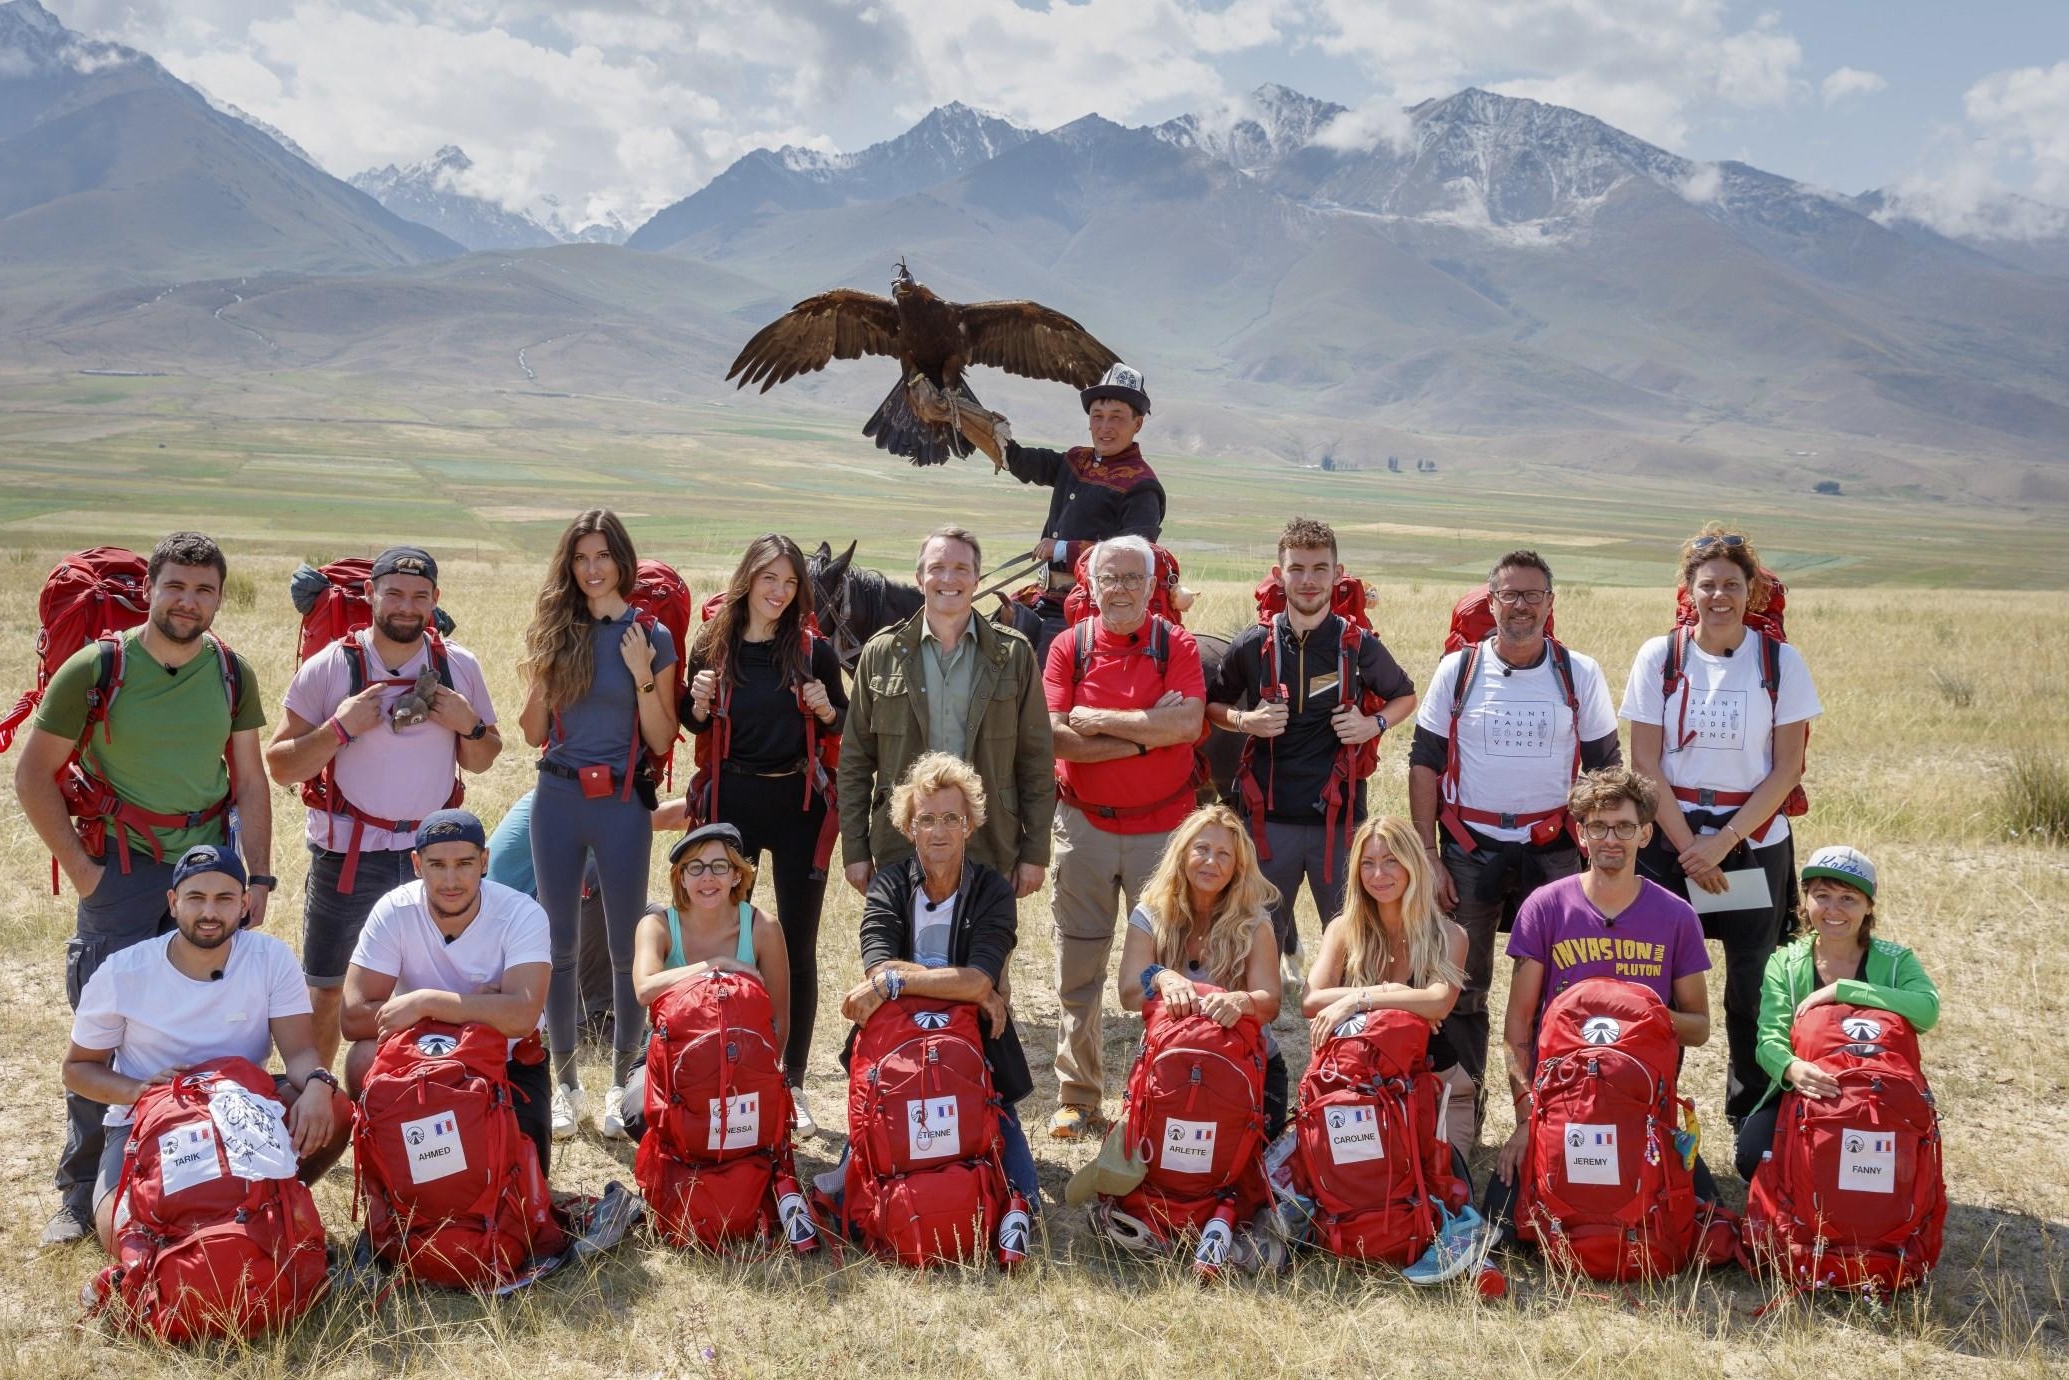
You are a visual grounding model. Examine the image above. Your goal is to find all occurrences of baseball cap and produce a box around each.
[170,844,247,891]
[1800,844,1876,899]
[415,808,487,851]
[370,545,438,584]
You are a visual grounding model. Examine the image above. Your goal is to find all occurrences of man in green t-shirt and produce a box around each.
[10,531,273,1244]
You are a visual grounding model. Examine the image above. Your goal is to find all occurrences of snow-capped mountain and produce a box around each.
[1155,83,1348,174]
[350,146,559,251]
[1858,186,2069,277]
[627,102,1032,251]
[204,95,323,170]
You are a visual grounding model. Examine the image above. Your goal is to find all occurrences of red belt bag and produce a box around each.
[577,764,614,799]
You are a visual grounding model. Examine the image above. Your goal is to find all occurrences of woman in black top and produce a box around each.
[682,534,847,1132]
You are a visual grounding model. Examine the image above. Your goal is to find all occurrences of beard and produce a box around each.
[150,609,205,645]
[177,918,236,950]
[375,613,427,645]
[427,887,479,923]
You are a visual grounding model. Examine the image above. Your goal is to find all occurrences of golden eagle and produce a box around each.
[725,259,1121,465]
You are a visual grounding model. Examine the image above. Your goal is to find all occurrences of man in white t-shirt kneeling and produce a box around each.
[340,809,555,1172]
[62,845,349,1254]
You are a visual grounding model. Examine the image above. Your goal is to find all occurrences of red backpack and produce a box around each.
[684,592,840,870]
[1516,979,1704,1280]
[1660,567,1806,842]
[842,997,1011,1268]
[1435,591,1583,853]
[289,560,464,893]
[90,1059,330,1344]
[354,1021,565,1287]
[1232,574,1385,881]
[1060,542,1188,626]
[1741,1004,1943,1294]
[0,549,245,889]
[1291,1009,1469,1263]
[1110,990,1271,1240]
[635,969,808,1249]
[629,558,693,786]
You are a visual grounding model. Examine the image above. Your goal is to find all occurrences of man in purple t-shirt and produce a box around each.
[263,546,501,1066]
[1488,767,1712,1227]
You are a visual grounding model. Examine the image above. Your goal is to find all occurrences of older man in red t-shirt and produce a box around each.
[1041,535,1206,1139]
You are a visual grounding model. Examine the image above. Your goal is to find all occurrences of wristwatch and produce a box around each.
[304,1068,340,1092]
[248,873,278,889]
[464,719,489,741]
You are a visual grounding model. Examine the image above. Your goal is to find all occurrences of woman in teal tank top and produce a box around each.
[621,823,789,1141]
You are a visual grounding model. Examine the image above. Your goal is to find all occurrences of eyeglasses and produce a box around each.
[1580,821,1641,840]
[1099,572,1149,589]
[912,812,969,832]
[1690,534,1746,553]
[1490,589,1548,608]
[678,859,735,877]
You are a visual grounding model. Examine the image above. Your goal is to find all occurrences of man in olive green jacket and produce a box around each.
[839,527,1055,899]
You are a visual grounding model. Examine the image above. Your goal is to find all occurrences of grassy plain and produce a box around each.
[0,418,2065,1379]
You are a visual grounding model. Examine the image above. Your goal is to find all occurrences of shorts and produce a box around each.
[301,845,418,986]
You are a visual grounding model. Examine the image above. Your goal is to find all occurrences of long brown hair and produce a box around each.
[1333,817,1464,991]
[690,534,814,690]
[522,509,638,713]
[1136,805,1279,988]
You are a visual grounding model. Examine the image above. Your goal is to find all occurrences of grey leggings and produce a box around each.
[530,774,652,1080]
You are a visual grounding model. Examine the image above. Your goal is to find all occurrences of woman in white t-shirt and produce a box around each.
[1116,804,1286,1133]
[1621,524,1821,1125]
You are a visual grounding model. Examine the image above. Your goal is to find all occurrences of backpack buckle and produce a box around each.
[1498,812,1518,829]
[182,810,208,827]
[1695,789,1718,808]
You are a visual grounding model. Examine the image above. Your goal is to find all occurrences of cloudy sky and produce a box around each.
[39,0,2069,237]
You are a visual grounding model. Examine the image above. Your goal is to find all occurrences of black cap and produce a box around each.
[171,844,247,890]
[415,808,487,851]
[669,821,744,866]
[371,545,438,584]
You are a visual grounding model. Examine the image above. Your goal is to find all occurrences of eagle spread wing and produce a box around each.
[957,301,1120,388]
[726,290,902,393]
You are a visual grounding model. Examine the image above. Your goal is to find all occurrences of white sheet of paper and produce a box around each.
[1687,866,1775,916]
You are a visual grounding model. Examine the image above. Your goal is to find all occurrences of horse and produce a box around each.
[804,540,1243,802]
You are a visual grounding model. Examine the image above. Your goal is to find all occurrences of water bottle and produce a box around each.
[772,1166,819,1254]
[1193,1201,1237,1280]
[995,1191,1031,1270]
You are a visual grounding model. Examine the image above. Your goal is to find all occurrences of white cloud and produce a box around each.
[1678,163,1724,204]
[1307,0,1806,151]
[1312,101,1412,154]
[1884,61,2069,242]
[1820,66,1887,106]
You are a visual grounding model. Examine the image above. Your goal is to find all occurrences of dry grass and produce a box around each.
[0,555,2065,1378]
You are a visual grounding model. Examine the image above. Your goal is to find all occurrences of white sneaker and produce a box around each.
[792,1087,819,1139]
[551,1082,586,1140]
[600,1084,628,1140]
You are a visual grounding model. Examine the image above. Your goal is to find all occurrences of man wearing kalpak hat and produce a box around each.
[265,544,502,1069]
[954,363,1168,659]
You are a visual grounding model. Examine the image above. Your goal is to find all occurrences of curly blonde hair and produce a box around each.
[1135,805,1279,988]
[1333,816,1464,991]
[1677,522,1774,613]
[890,752,989,834]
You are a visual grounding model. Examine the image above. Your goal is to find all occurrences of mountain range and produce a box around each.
[2,0,2065,502]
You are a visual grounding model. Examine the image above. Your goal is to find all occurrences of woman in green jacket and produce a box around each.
[1733,845,1940,1180]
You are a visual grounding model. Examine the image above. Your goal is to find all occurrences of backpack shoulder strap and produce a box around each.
[1757,631,1782,707]
[1549,639,1580,715]
[1071,618,1095,686]
[1661,625,1689,699]
[1147,615,1171,676]
[426,630,456,690]
[1448,641,1482,728]
[204,633,242,718]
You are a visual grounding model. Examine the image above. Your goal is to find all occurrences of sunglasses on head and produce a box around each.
[1691,534,1746,553]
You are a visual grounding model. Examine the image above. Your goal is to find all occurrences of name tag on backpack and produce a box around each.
[1159,1118,1217,1174]
[707,1092,761,1152]
[1838,1128,1896,1194]
[1325,1104,1384,1164]
[907,1097,961,1160]
[158,1120,224,1197]
[1563,1123,1620,1185]
[401,1110,468,1184]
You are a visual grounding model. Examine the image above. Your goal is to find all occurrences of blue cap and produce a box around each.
[415,808,487,851]
[171,844,246,890]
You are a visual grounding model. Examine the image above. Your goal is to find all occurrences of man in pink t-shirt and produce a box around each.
[1040,535,1205,1139]
[263,546,501,1065]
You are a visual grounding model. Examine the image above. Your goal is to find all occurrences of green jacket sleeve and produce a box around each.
[1754,944,1806,1089]
[1836,944,1940,1034]
[1011,641,1056,868]
[837,655,878,859]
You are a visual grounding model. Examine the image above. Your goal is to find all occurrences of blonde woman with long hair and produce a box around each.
[1116,804,1288,1134]
[1303,815,1470,1161]
[516,508,680,1142]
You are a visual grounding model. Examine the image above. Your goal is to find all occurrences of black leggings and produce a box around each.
[716,769,830,1084]
[1734,1100,1782,1182]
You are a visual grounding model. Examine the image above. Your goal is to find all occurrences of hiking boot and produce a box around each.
[793,1087,819,1139]
[599,1084,628,1140]
[551,1083,587,1140]
[1048,1104,1097,1140]
[41,1203,91,1246]
[1404,1204,1487,1287]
